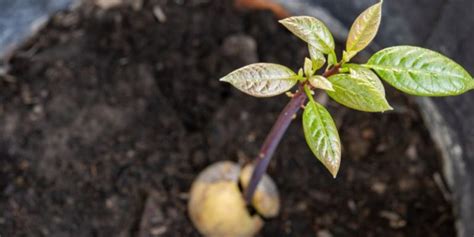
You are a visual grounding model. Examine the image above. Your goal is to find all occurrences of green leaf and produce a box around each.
[309,75,334,91]
[345,64,385,95]
[327,73,392,112]
[308,45,326,70]
[345,1,383,61]
[298,68,304,78]
[303,100,341,178]
[279,16,335,55]
[366,46,474,96]
[327,52,337,69]
[304,57,314,77]
[220,63,298,97]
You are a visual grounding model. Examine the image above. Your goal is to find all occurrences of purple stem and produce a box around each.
[244,89,307,203]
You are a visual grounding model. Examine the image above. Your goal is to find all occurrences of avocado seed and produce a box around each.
[188,161,280,237]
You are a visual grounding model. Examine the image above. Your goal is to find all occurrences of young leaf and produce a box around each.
[309,45,326,70]
[303,100,341,178]
[366,46,474,96]
[345,64,385,95]
[279,16,335,55]
[309,75,334,91]
[298,68,304,78]
[220,63,298,97]
[327,52,337,69]
[304,57,314,77]
[344,1,383,61]
[327,73,392,112]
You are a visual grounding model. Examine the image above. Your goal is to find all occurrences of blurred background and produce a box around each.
[0,0,473,236]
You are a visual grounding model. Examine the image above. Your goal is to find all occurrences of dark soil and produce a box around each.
[0,0,455,236]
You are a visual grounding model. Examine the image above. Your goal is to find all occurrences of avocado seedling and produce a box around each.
[189,1,474,236]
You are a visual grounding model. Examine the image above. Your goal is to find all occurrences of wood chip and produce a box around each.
[95,0,123,9]
[153,6,167,23]
[380,210,406,229]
